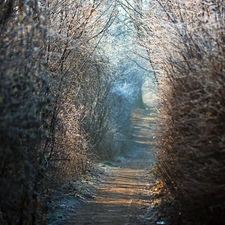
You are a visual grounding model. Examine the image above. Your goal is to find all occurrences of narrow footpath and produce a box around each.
[63,108,157,225]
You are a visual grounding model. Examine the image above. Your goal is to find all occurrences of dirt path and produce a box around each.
[63,108,157,225]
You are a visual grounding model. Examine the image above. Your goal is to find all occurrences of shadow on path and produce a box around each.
[62,108,157,225]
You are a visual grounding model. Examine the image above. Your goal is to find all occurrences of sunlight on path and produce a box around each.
[63,108,157,225]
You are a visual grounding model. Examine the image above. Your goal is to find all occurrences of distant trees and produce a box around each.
[98,0,153,157]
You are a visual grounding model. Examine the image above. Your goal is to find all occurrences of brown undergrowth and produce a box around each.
[136,1,225,224]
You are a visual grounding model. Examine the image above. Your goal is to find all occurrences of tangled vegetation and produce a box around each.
[0,0,121,224]
[3,0,224,224]
[136,0,225,224]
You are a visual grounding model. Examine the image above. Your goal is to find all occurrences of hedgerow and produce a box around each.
[0,0,118,224]
[137,0,225,224]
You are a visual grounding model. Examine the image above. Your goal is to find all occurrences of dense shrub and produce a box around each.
[0,0,119,224]
[41,0,117,183]
[137,0,225,224]
[0,1,49,224]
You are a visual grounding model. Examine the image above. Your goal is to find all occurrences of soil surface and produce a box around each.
[57,108,159,225]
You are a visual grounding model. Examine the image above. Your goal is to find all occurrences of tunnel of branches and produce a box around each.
[0,1,225,224]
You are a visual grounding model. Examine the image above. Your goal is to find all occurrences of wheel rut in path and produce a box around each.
[64,108,157,225]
